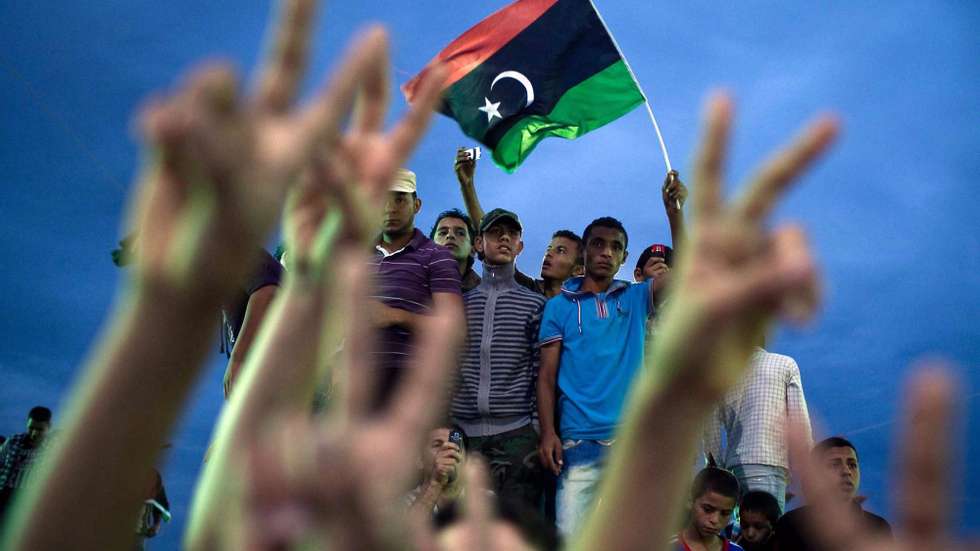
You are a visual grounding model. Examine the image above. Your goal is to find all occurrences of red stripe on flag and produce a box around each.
[402,0,557,102]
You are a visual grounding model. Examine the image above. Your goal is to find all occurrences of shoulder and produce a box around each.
[245,249,284,293]
[862,509,892,533]
[511,285,547,307]
[762,351,798,368]
[775,506,807,529]
[543,293,573,313]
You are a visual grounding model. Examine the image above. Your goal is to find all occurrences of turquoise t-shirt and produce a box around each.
[538,277,653,439]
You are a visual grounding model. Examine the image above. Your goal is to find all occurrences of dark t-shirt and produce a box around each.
[774,504,892,551]
[221,249,283,356]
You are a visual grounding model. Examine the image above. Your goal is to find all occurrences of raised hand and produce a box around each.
[576,93,838,550]
[656,94,837,398]
[454,146,477,187]
[129,0,368,300]
[185,24,448,549]
[662,169,688,213]
[240,257,464,551]
[793,367,975,551]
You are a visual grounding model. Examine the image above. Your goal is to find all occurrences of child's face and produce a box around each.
[739,510,773,545]
[691,491,736,539]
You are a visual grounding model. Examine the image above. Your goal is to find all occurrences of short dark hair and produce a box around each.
[740,491,781,524]
[691,467,740,501]
[582,217,629,251]
[813,436,859,461]
[551,230,584,266]
[28,406,52,423]
[430,209,476,246]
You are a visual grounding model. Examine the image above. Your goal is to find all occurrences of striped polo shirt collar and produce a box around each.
[375,228,426,258]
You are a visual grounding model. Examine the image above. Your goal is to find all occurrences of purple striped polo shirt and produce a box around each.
[370,228,461,377]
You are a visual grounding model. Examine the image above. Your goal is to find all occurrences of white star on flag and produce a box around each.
[478,96,502,123]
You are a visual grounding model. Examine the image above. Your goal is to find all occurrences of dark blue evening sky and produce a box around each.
[1,2,977,547]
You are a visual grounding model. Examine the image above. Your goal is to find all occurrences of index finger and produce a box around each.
[895,366,956,543]
[253,0,318,113]
[351,28,390,134]
[386,62,448,168]
[734,115,838,222]
[691,92,732,219]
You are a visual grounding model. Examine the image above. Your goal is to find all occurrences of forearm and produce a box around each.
[536,369,559,437]
[576,377,707,551]
[668,210,686,249]
[409,481,444,515]
[458,180,485,229]
[187,281,328,548]
[4,284,220,551]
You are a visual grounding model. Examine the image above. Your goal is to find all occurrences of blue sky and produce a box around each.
[1,1,977,547]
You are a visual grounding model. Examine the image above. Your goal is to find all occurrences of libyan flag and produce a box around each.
[402,0,645,172]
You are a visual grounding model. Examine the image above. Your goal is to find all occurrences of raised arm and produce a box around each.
[575,93,838,551]
[662,169,688,249]
[455,147,485,228]
[185,27,449,548]
[0,1,350,547]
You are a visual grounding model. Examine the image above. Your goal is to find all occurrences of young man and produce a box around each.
[430,208,480,293]
[536,216,658,536]
[671,467,745,551]
[406,424,468,516]
[0,406,52,519]
[453,147,583,297]
[736,491,780,551]
[371,168,463,406]
[539,230,585,298]
[773,437,892,551]
[703,346,813,513]
[450,208,546,508]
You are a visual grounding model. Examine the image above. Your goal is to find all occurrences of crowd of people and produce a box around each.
[0,1,971,550]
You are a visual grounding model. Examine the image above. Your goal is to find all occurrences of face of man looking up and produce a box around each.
[540,235,582,281]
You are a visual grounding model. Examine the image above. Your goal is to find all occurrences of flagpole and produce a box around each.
[588,0,674,175]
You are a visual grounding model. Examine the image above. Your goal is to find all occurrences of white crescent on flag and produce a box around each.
[490,70,535,107]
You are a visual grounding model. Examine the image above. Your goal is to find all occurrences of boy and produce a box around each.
[672,467,744,551]
[736,491,779,551]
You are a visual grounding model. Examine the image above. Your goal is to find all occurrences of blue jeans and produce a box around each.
[732,463,789,513]
[556,439,612,536]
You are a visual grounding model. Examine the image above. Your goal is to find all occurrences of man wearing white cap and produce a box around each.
[368,168,463,407]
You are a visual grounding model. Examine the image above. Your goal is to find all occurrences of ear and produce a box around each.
[622,249,629,263]
[633,267,642,282]
[414,197,422,214]
[572,264,585,277]
[474,234,485,255]
[515,239,524,256]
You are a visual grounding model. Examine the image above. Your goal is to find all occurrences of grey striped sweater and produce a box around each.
[450,261,546,437]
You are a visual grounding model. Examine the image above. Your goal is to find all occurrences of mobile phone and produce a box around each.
[448,429,463,448]
[650,244,667,258]
[462,146,481,161]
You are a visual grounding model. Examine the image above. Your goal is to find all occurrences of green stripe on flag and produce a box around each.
[492,60,644,172]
